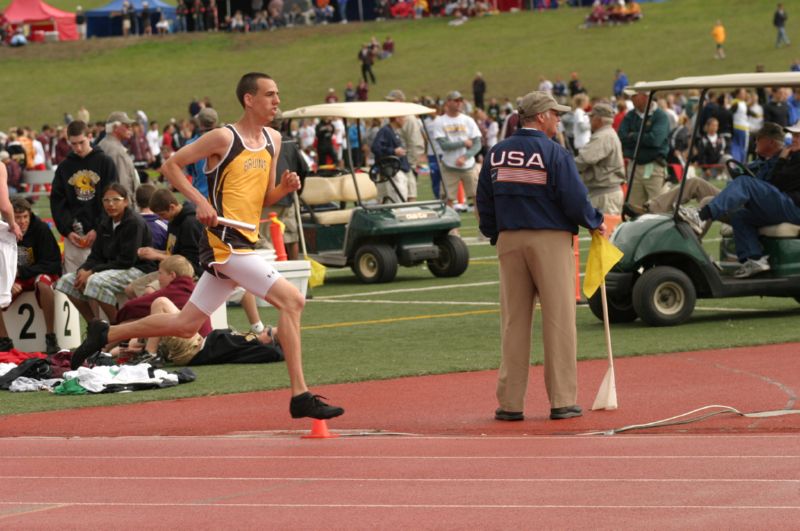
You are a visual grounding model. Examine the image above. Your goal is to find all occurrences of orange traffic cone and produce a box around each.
[268,212,288,261]
[457,181,466,205]
[301,419,339,439]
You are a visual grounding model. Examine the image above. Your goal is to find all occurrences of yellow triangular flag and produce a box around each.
[582,232,624,299]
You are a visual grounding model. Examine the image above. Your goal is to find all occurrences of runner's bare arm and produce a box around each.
[161,127,234,227]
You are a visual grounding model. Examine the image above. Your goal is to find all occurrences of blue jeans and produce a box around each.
[708,175,800,261]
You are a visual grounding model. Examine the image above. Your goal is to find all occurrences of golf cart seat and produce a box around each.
[718,223,800,238]
[300,173,377,225]
[759,223,800,238]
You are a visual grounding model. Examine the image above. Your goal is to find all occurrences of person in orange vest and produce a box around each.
[712,19,726,60]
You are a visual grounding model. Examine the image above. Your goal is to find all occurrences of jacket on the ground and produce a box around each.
[476,128,604,245]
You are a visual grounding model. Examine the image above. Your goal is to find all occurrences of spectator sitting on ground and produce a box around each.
[55,183,157,323]
[0,197,62,354]
[382,35,395,58]
[112,296,283,368]
[115,254,211,334]
[315,0,334,24]
[125,187,204,298]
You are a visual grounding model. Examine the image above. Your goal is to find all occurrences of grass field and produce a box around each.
[4,174,799,416]
[0,0,797,128]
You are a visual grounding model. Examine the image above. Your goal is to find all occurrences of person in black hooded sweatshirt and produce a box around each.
[50,120,118,274]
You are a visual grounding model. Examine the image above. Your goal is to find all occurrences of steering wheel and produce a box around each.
[725,159,757,180]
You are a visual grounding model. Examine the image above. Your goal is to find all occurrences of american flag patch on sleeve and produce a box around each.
[496,167,548,185]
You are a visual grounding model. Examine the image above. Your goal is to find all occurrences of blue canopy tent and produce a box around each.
[86,0,176,37]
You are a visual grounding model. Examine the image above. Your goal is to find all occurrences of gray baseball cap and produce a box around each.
[385,89,406,101]
[518,91,570,119]
[590,103,615,119]
[106,111,134,125]
[446,90,463,101]
[195,107,219,130]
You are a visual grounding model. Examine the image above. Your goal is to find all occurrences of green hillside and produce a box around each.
[0,0,796,127]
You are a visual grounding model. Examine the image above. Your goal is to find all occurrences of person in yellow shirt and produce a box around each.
[712,19,726,60]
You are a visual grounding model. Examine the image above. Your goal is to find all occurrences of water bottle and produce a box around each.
[72,221,87,248]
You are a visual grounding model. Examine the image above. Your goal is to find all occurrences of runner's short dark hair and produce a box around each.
[236,72,273,108]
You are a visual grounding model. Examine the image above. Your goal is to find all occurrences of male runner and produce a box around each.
[72,72,344,420]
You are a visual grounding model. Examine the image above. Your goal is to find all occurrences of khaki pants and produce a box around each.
[496,229,578,412]
[645,177,720,214]
[589,188,623,215]
[627,163,667,210]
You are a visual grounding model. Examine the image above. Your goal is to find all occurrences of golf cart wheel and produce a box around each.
[353,244,398,284]
[427,235,469,278]
[632,266,696,327]
[588,291,638,323]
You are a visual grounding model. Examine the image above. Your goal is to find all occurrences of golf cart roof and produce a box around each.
[281,101,436,119]
[626,72,800,93]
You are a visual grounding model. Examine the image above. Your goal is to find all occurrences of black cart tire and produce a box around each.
[588,291,638,323]
[427,235,469,278]
[353,244,398,284]
[632,266,696,326]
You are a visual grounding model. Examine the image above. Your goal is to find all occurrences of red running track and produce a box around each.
[0,343,798,528]
[0,434,799,528]
[1,343,798,437]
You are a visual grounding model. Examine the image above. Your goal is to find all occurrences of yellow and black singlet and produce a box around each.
[199,124,275,271]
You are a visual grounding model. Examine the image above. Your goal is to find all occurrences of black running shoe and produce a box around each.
[290,392,344,419]
[71,320,109,370]
[549,405,583,420]
[494,408,524,421]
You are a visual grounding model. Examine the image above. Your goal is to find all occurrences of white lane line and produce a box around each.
[3,455,798,460]
[0,501,797,510]
[311,299,500,306]
[3,433,799,441]
[1,476,799,483]
[314,281,499,299]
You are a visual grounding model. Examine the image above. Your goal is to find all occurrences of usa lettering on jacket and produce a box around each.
[490,150,547,186]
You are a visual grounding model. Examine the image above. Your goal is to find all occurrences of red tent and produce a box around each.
[1,0,78,42]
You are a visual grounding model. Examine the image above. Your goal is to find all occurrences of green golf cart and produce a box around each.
[282,101,469,284]
[589,72,800,326]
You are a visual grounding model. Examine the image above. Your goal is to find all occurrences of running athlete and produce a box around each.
[71,72,344,420]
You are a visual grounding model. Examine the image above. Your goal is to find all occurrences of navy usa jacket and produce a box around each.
[476,128,604,244]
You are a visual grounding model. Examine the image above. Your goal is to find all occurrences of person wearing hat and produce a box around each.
[431,90,482,210]
[638,121,787,222]
[185,107,219,198]
[476,91,606,422]
[99,111,140,201]
[574,102,626,215]
[50,120,119,273]
[617,89,671,211]
[678,122,800,278]
[385,88,425,201]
